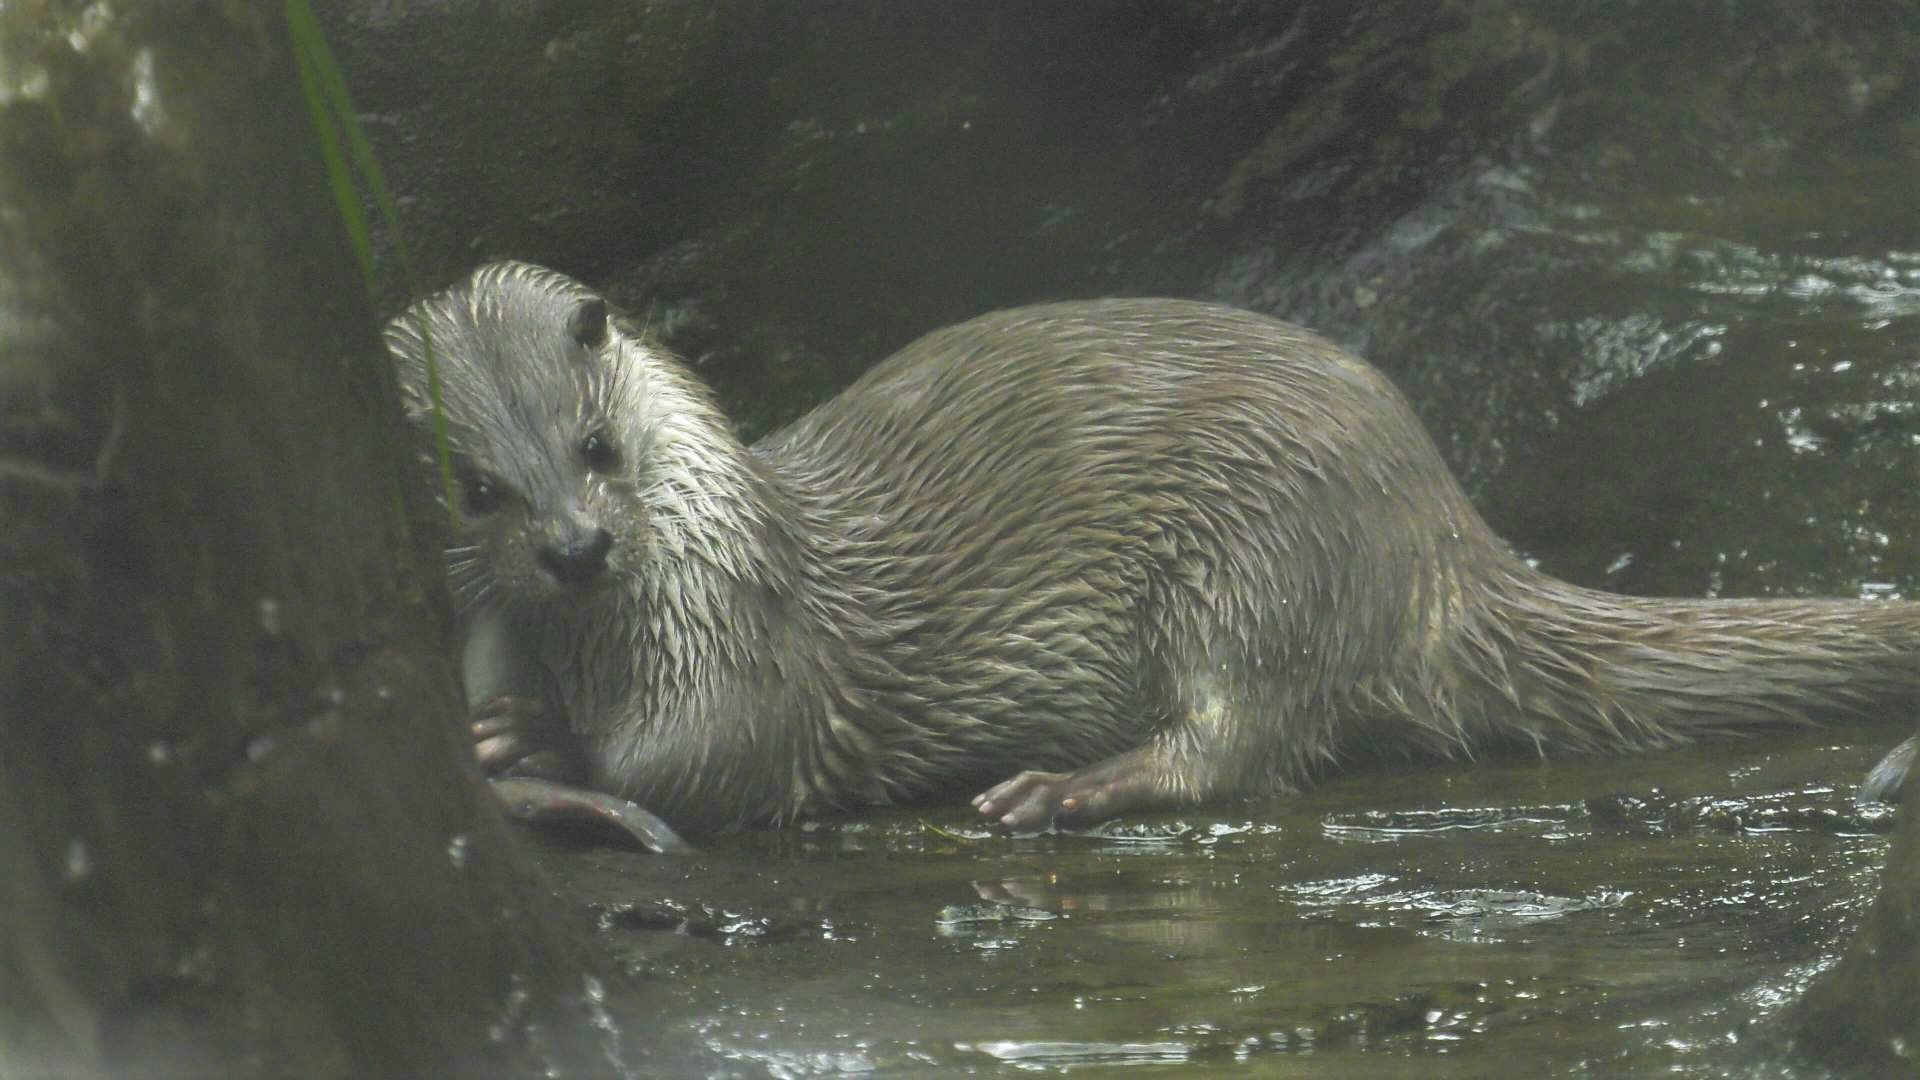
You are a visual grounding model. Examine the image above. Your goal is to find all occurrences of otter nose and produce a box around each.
[537,526,614,586]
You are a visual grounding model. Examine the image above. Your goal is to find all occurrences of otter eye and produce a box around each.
[461,472,503,516]
[581,430,621,474]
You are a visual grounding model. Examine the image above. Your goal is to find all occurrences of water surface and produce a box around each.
[536,723,1897,1077]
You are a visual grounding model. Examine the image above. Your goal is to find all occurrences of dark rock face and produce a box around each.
[332,1,1920,595]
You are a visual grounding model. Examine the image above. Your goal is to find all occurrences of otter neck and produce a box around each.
[547,441,888,829]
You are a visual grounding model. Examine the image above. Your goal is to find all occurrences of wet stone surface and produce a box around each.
[525,723,1898,1077]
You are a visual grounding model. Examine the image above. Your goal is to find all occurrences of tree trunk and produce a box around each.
[0,6,636,1075]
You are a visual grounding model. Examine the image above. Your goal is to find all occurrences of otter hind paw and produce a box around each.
[973,770,1109,831]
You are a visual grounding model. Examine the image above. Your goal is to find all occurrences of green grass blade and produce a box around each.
[285,0,457,516]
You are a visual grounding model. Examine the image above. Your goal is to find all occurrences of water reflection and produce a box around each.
[524,725,1895,1075]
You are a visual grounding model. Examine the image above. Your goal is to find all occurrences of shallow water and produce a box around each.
[532,722,1898,1077]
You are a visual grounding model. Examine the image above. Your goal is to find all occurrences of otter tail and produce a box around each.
[1441,571,1920,759]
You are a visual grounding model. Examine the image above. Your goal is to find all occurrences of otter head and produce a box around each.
[384,261,741,609]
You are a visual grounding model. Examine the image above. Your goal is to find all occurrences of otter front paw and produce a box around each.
[973,770,1109,831]
[471,695,587,783]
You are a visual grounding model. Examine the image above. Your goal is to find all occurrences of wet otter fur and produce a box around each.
[386,261,1920,832]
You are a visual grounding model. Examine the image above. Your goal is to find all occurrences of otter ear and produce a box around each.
[567,297,609,350]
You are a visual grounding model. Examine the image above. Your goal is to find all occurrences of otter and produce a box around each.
[385,261,1920,833]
